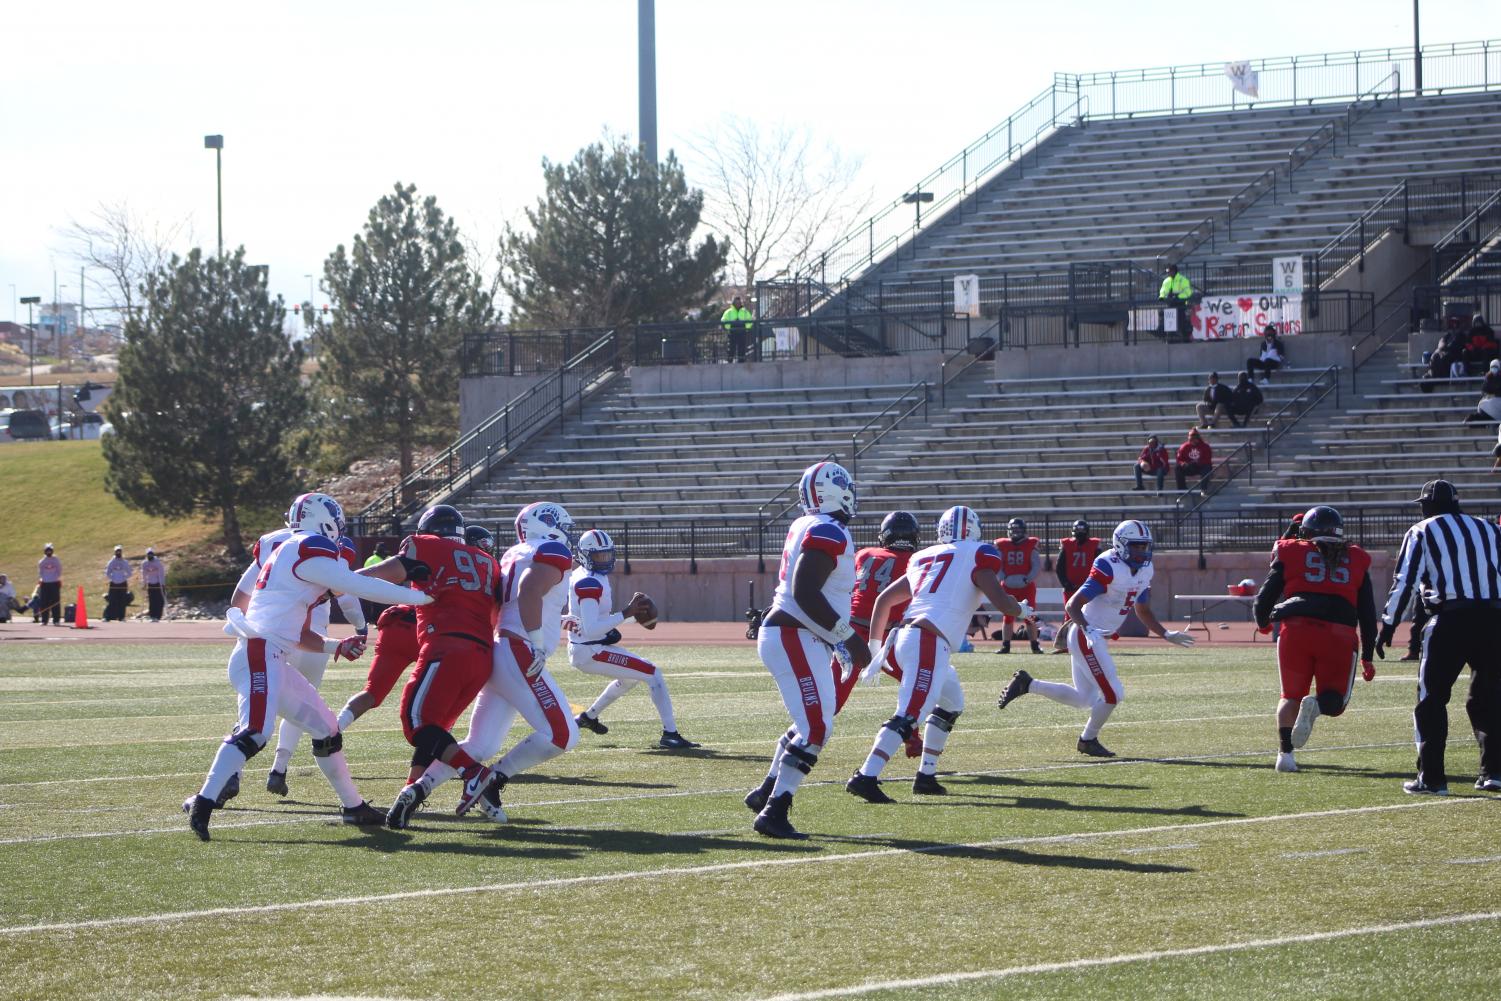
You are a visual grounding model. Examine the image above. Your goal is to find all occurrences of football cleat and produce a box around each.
[186,795,215,841]
[1475,775,1501,792]
[744,776,775,813]
[575,711,608,735]
[1290,695,1321,750]
[474,793,508,824]
[455,765,498,817]
[1402,779,1449,796]
[1275,751,1299,773]
[1077,737,1115,758]
[341,801,386,826]
[658,730,701,750]
[265,770,289,797]
[753,792,807,840]
[996,642,1011,655]
[997,669,1032,710]
[386,781,428,830]
[1400,651,1420,662]
[845,773,895,804]
[1029,640,1044,655]
[215,772,241,808]
[912,771,947,795]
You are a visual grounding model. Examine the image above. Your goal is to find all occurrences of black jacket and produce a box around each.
[1229,383,1264,415]
[1202,383,1232,408]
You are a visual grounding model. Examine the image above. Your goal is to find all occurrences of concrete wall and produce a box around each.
[602,550,1397,622]
[627,351,953,394]
[1322,229,1429,301]
[992,331,1356,381]
[459,374,549,433]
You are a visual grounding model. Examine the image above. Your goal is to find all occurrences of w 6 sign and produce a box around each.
[1191,294,1303,340]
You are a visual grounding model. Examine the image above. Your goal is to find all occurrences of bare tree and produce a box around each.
[59,202,193,323]
[686,117,868,289]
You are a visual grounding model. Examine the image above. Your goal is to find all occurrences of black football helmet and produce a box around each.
[1071,519,1090,542]
[416,504,465,539]
[878,511,921,552]
[1298,506,1344,542]
[463,524,494,553]
[1007,518,1027,543]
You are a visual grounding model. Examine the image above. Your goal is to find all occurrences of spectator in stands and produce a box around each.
[1133,435,1170,492]
[1423,331,1466,392]
[1159,265,1194,340]
[1227,372,1264,428]
[720,296,754,363]
[1463,314,1499,371]
[0,573,17,623]
[1175,428,1214,493]
[1464,359,1501,425]
[1246,326,1286,383]
[1195,372,1232,428]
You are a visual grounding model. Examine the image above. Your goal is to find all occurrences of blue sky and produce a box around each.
[4,0,1497,325]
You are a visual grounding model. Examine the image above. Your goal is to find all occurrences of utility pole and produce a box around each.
[20,296,40,385]
[1414,0,1423,97]
[204,135,224,255]
[638,0,657,170]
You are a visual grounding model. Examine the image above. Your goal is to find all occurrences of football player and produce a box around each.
[846,506,1028,801]
[838,510,921,714]
[1052,519,1102,652]
[568,528,699,749]
[381,507,508,828]
[225,515,371,800]
[184,492,429,840]
[995,518,1043,654]
[744,461,871,839]
[446,502,581,823]
[1254,505,1377,772]
[996,520,1195,757]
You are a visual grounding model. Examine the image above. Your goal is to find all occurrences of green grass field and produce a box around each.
[2,639,1497,1000]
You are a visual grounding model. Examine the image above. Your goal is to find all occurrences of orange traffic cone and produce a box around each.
[74,586,89,629]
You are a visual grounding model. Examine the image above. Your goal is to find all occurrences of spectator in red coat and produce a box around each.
[1175,428,1214,492]
[1463,315,1499,370]
[1133,435,1170,492]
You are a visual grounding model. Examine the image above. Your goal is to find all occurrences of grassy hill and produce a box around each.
[0,441,217,608]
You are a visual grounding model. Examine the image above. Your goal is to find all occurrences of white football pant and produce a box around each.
[270,649,331,773]
[568,643,677,730]
[859,626,964,778]
[757,625,836,797]
[458,635,579,778]
[1029,626,1124,739]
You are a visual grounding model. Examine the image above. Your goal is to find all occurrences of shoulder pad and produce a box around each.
[534,540,573,569]
[297,535,340,559]
[573,576,605,598]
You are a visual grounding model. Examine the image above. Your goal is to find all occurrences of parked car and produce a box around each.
[3,409,52,441]
[50,413,106,441]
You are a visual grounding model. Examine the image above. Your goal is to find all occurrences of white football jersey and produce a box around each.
[237,528,359,633]
[496,539,574,653]
[1077,552,1155,632]
[769,513,855,644]
[243,531,346,650]
[567,565,625,644]
[901,539,1004,647]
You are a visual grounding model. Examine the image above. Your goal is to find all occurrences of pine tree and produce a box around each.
[102,248,307,560]
[502,138,726,327]
[318,182,493,481]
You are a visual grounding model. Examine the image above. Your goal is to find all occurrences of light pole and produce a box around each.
[57,285,68,360]
[204,134,224,256]
[20,296,40,385]
[1413,0,1423,97]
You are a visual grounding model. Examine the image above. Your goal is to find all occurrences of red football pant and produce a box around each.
[832,620,902,714]
[364,619,420,707]
[1277,618,1358,700]
[398,642,492,745]
[1002,582,1037,624]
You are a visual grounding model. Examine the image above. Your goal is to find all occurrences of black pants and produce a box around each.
[36,581,61,623]
[728,327,748,362]
[105,583,129,621]
[147,584,165,621]
[1413,606,1501,788]
[1175,463,1212,491]
[1247,358,1281,379]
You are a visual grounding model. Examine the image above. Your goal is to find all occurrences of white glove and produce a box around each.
[860,656,883,686]
[561,614,581,638]
[1014,600,1035,620]
[522,629,547,677]
[1164,630,1197,648]
[833,642,854,678]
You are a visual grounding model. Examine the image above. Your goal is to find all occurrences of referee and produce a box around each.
[1377,479,1501,795]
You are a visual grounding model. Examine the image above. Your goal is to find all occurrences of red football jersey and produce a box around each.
[1274,539,1371,607]
[850,546,912,625]
[398,534,501,646]
[1059,537,1101,588]
[994,536,1039,574]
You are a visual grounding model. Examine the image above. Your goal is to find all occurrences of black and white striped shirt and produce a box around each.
[1382,514,1501,623]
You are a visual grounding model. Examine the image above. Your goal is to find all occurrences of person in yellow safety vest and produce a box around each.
[720,296,754,363]
[361,542,390,622]
[1159,264,1194,340]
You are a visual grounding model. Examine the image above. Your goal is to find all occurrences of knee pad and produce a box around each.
[412,724,455,762]
[881,715,916,741]
[1317,690,1347,718]
[310,732,343,757]
[926,707,962,733]
[783,742,820,775]
[225,726,265,758]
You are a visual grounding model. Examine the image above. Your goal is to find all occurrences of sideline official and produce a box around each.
[104,545,132,621]
[1378,479,1501,794]
[141,548,167,621]
[36,544,62,625]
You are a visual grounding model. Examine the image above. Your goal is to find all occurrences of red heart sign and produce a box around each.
[1237,297,1254,312]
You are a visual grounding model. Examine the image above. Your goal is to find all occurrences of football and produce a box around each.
[631,592,659,629]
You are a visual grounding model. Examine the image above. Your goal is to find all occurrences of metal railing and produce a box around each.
[849,381,930,482]
[1431,188,1501,285]
[1175,440,1255,518]
[462,328,612,377]
[355,330,623,535]
[1260,365,1342,467]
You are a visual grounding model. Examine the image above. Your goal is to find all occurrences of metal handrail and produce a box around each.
[938,333,997,406]
[754,451,838,571]
[1432,188,1501,285]
[1350,299,1415,391]
[850,382,931,481]
[1175,440,1255,518]
[1261,365,1341,465]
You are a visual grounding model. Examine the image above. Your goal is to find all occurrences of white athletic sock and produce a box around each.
[1081,701,1116,740]
[587,679,632,718]
[1029,679,1096,709]
[419,759,459,791]
[497,732,565,777]
[646,675,677,731]
[765,726,796,782]
[336,705,356,732]
[772,742,822,797]
[859,726,905,779]
[314,751,363,808]
[272,717,302,773]
[920,719,954,775]
[199,743,248,800]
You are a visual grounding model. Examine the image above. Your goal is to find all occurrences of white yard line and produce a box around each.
[1447,855,1501,865]
[0,797,1480,936]
[1280,848,1366,859]
[753,909,1501,1001]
